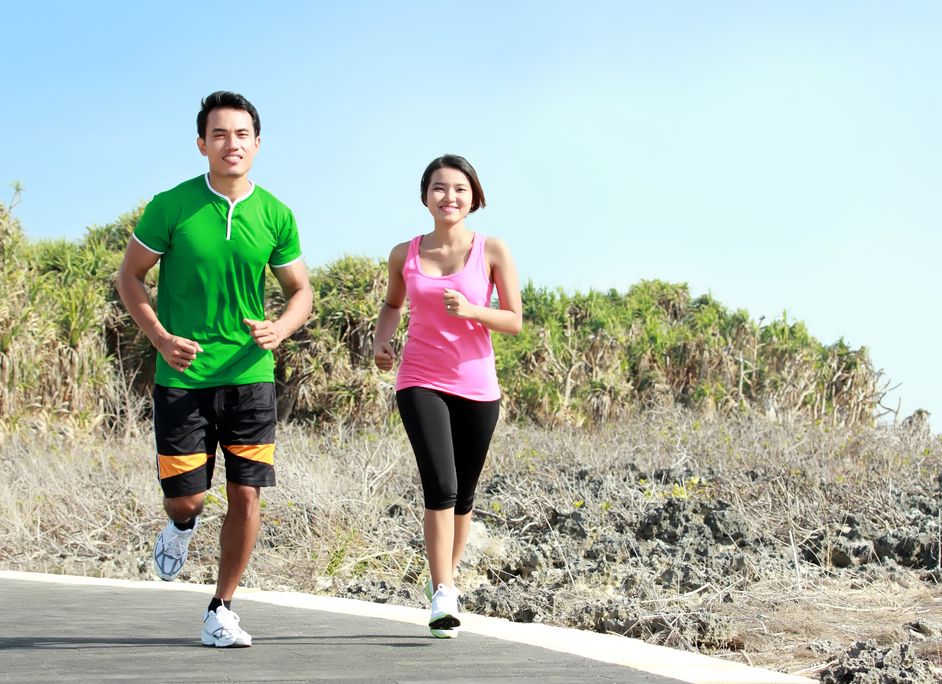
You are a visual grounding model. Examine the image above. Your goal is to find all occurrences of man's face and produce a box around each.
[197,107,260,179]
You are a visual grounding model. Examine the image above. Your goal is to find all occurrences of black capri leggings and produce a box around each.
[396,387,500,514]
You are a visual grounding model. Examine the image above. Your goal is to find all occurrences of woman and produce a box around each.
[373,154,522,638]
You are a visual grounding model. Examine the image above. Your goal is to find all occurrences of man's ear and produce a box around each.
[196,137,207,156]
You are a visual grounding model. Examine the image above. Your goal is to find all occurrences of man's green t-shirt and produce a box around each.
[134,174,303,389]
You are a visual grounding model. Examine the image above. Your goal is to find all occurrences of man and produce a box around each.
[117,91,313,647]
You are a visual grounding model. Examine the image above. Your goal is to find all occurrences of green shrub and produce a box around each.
[0,199,886,431]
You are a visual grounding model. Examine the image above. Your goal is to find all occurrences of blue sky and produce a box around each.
[3,1,939,430]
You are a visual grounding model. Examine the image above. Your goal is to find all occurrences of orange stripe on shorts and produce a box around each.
[225,444,275,465]
[158,453,209,480]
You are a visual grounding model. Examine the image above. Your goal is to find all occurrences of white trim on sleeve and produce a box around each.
[270,254,304,269]
[132,233,164,255]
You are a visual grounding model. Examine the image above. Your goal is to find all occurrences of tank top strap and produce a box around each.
[471,233,489,280]
[409,235,422,258]
[404,235,422,272]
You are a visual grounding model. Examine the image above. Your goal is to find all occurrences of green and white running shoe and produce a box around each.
[429,584,461,639]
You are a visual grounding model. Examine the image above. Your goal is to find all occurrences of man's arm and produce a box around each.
[243,260,313,350]
[116,239,203,371]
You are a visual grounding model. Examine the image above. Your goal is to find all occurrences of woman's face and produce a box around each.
[426,167,472,224]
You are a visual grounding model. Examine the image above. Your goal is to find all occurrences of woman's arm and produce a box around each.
[443,237,522,335]
[373,242,408,370]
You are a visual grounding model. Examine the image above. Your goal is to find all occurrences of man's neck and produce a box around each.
[207,173,252,202]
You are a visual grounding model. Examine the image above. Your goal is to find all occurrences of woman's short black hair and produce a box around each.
[420,154,486,213]
[197,91,261,139]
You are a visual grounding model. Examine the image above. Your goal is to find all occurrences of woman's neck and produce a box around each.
[429,220,471,247]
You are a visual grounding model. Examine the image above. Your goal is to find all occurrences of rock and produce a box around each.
[462,519,505,567]
[704,504,751,544]
[905,620,939,638]
[819,640,939,684]
[810,639,839,655]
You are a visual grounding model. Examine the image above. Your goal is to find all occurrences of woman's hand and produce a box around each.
[443,288,475,319]
[373,340,397,371]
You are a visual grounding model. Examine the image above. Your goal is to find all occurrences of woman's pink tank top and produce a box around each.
[395,233,500,401]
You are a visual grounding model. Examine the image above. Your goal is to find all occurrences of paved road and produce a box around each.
[0,573,813,683]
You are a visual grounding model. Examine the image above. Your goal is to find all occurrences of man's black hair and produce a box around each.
[197,91,261,139]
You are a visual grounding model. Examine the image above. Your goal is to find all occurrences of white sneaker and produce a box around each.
[201,606,252,648]
[153,518,198,581]
[429,584,460,638]
[423,569,458,602]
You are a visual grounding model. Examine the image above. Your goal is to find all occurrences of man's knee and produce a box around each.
[226,482,261,519]
[164,493,205,521]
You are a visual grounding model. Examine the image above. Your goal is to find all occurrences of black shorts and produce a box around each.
[153,383,277,498]
[396,386,500,514]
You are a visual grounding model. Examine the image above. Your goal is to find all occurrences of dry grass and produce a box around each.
[714,573,939,676]
[0,410,939,679]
